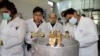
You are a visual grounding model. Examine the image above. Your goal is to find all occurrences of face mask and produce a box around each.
[69,17,77,25]
[3,13,11,20]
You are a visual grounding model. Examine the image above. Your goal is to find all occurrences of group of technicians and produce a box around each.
[0,1,99,56]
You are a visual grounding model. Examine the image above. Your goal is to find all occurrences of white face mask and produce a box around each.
[69,17,77,25]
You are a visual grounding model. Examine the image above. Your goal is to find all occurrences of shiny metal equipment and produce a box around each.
[31,37,79,56]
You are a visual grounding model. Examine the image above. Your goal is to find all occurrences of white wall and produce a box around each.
[71,0,81,10]
[57,1,71,15]
[94,0,100,9]
[53,1,72,18]
[9,0,50,20]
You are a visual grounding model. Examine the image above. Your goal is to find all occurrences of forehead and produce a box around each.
[34,11,42,14]
[66,14,73,18]
[0,7,9,12]
[65,14,73,19]
[50,13,56,17]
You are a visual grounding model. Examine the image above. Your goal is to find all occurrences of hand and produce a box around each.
[31,32,37,38]
[64,33,70,38]
[52,30,57,34]
[38,32,45,37]
[0,39,3,46]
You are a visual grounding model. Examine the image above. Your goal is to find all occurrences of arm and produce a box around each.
[75,19,98,48]
[25,32,33,44]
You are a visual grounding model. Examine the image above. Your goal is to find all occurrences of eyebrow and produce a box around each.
[2,11,8,13]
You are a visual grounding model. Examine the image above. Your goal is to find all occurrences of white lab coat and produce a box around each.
[0,17,26,56]
[47,21,63,34]
[25,18,48,44]
[63,23,75,38]
[25,18,47,56]
[74,16,98,56]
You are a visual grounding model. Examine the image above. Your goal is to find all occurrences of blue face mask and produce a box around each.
[69,17,77,25]
[3,13,11,20]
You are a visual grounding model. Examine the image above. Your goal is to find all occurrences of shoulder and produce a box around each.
[25,18,33,23]
[81,16,96,28]
[15,18,26,27]
[14,17,25,24]
[81,16,92,22]
[57,22,62,26]
[83,17,94,24]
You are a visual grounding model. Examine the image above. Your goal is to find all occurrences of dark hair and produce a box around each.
[64,8,76,17]
[33,7,44,15]
[0,1,17,14]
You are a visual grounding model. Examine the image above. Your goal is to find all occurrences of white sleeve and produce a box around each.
[59,23,63,34]
[25,32,33,44]
[25,21,33,44]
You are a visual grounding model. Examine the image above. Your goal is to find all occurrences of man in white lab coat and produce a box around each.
[0,1,26,56]
[64,8,98,56]
[47,13,63,34]
[25,7,47,56]
[61,10,75,37]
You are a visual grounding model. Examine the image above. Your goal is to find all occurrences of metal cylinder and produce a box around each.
[31,38,79,56]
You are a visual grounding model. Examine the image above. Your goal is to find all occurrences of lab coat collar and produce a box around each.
[50,21,58,27]
[50,21,57,27]
[76,16,84,28]
[48,21,58,31]
[3,16,20,25]
[32,18,46,32]
[78,16,84,25]
[32,18,44,28]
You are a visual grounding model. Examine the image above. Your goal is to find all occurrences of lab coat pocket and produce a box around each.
[78,29,87,36]
[8,26,18,37]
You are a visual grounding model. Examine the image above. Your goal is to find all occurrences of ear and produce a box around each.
[73,12,77,18]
